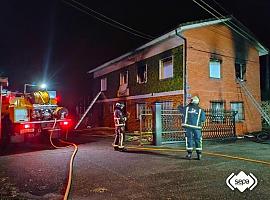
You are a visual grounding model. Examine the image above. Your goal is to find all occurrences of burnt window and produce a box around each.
[137,64,147,84]
[120,70,128,85]
[235,63,246,80]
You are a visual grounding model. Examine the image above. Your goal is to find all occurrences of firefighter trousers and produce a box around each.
[113,126,125,149]
[185,128,202,154]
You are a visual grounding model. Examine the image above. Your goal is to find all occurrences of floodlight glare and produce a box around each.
[40,83,47,89]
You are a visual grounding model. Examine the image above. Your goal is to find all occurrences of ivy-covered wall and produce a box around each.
[93,45,183,99]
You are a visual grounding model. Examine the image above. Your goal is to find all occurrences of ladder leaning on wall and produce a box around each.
[74,91,102,130]
[237,79,270,126]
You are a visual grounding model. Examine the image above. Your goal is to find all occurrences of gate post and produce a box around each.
[152,102,162,146]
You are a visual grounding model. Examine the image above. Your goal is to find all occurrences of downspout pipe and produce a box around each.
[175,29,187,106]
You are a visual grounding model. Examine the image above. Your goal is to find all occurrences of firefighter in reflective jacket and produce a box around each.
[113,102,127,151]
[181,96,206,160]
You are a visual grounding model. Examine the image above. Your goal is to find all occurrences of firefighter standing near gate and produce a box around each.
[181,96,206,160]
[113,102,127,151]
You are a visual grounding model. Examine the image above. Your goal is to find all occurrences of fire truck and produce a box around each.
[1,89,71,143]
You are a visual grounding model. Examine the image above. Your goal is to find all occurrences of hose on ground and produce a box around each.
[49,119,78,200]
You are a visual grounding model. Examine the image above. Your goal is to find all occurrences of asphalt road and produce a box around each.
[0,133,269,200]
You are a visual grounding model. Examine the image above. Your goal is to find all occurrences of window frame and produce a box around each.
[137,64,147,84]
[100,77,107,91]
[120,70,128,86]
[210,101,225,123]
[161,101,173,110]
[230,102,245,122]
[159,56,174,80]
[136,103,146,119]
[235,63,246,81]
[209,59,221,79]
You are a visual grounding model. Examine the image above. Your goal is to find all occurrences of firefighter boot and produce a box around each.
[118,146,126,152]
[196,150,202,160]
[185,151,192,160]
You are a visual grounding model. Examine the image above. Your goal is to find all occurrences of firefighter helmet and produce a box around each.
[191,96,200,104]
[115,102,125,109]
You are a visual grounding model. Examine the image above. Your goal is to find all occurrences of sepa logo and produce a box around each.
[226,171,258,192]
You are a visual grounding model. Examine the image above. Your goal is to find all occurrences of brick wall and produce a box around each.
[183,24,262,135]
[96,94,183,132]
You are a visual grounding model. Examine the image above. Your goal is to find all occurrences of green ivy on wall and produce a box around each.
[96,45,184,99]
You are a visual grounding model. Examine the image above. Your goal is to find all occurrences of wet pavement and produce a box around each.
[0,132,269,199]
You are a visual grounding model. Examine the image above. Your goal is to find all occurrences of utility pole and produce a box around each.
[0,77,8,141]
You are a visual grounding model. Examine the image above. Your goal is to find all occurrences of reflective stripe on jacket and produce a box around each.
[114,108,126,127]
[181,104,206,130]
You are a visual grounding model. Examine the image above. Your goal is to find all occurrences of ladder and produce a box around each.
[237,79,270,126]
[74,91,102,130]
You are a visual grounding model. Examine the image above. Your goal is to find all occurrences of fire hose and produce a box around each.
[50,119,78,200]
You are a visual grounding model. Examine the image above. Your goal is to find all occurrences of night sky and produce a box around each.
[0,0,269,112]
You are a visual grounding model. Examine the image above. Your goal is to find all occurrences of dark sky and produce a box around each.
[0,0,269,110]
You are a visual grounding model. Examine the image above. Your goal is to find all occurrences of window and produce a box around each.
[235,63,246,80]
[136,103,146,119]
[137,64,147,84]
[211,101,224,110]
[231,102,244,122]
[161,101,173,110]
[159,56,173,79]
[209,59,221,79]
[211,101,225,123]
[100,78,107,91]
[120,70,128,85]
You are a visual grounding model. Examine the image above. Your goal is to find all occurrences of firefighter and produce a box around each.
[181,96,206,160]
[113,102,127,151]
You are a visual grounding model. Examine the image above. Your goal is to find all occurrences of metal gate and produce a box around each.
[139,109,153,145]
[139,108,236,145]
[161,109,185,144]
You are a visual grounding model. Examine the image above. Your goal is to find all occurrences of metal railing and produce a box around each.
[138,108,236,144]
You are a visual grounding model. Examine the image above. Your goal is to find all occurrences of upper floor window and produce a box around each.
[231,102,244,122]
[209,59,221,79]
[235,63,246,80]
[137,64,147,84]
[100,77,107,91]
[120,70,128,86]
[159,56,173,80]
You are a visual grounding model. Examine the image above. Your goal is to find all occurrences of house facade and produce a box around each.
[88,17,268,136]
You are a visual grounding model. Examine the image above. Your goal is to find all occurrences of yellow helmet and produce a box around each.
[191,96,200,104]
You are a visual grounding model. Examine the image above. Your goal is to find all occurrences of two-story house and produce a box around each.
[88,17,269,136]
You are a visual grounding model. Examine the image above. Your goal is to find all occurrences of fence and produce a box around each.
[261,101,270,127]
[139,107,236,145]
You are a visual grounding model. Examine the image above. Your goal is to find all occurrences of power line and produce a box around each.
[70,0,154,39]
[188,46,259,63]
[192,0,262,48]
[199,0,258,40]
[62,0,154,40]
[210,0,261,43]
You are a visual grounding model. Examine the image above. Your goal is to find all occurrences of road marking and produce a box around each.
[127,146,270,167]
